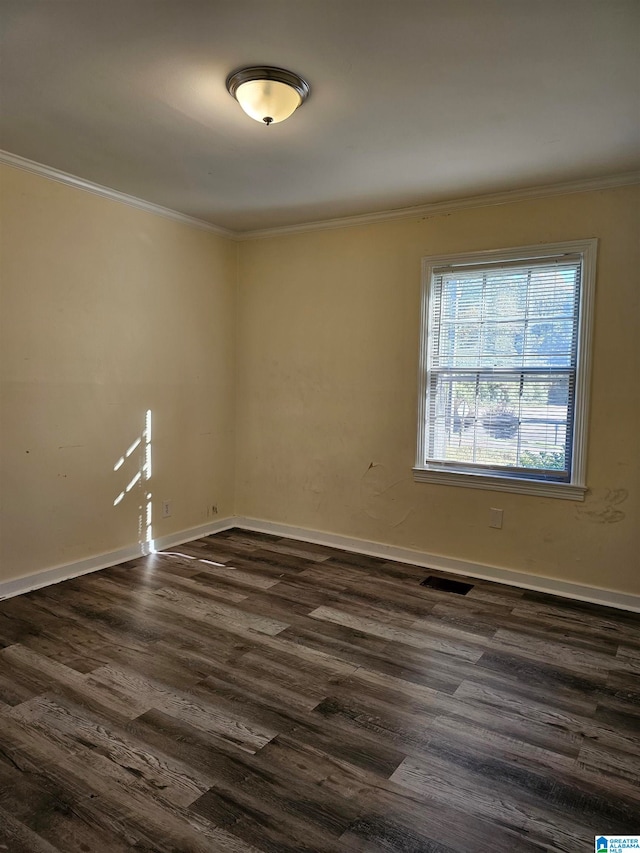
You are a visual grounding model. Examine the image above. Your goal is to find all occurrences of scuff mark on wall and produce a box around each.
[360,462,414,527]
[576,488,628,524]
[302,460,328,511]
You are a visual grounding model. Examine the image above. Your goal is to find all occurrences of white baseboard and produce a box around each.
[2,514,638,613]
[235,516,640,613]
[0,518,236,601]
[152,518,236,553]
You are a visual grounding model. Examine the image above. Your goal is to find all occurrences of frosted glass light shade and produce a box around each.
[235,79,301,124]
[226,66,310,126]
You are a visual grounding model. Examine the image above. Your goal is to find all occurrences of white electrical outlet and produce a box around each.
[162,500,172,518]
[489,507,503,529]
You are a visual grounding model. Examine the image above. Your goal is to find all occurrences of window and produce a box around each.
[415,240,596,499]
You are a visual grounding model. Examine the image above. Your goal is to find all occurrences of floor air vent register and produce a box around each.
[420,576,474,595]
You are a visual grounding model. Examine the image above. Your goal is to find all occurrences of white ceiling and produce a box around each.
[1,0,639,232]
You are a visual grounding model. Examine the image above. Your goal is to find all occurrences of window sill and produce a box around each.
[412,467,586,500]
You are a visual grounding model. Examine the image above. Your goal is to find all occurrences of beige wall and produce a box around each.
[236,186,640,595]
[1,166,638,598]
[0,165,237,584]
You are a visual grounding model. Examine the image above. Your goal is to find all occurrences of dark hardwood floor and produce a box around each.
[0,528,638,852]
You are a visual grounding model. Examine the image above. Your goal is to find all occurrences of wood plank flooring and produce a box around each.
[0,528,638,852]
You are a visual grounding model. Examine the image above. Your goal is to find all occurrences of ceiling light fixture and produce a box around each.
[226,66,310,126]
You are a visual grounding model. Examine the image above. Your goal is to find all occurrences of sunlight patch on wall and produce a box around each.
[113,409,155,554]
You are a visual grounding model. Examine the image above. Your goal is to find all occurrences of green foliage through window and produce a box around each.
[519,450,565,470]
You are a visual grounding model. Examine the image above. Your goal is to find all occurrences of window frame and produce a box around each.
[414,239,597,500]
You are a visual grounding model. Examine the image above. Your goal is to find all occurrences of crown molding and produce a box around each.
[238,171,640,240]
[2,149,638,242]
[0,150,235,239]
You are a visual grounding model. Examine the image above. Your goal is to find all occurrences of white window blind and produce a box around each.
[416,241,596,497]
